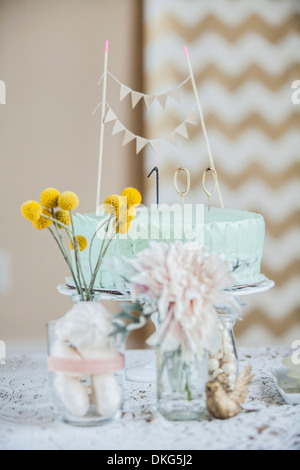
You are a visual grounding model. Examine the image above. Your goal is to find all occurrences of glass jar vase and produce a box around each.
[47,304,125,426]
[156,346,208,421]
[207,313,238,390]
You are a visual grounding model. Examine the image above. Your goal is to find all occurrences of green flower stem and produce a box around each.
[50,209,83,298]
[88,215,114,276]
[65,230,89,296]
[51,212,82,296]
[87,219,113,295]
[44,212,86,298]
[66,212,84,298]
[163,347,192,401]
[184,364,192,401]
[68,213,88,295]
[47,226,81,294]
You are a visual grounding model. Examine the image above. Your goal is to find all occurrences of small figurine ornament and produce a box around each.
[206,365,254,419]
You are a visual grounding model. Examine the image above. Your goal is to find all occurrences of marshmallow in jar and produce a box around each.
[47,301,124,425]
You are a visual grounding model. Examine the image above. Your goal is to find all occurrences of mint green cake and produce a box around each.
[72,205,265,289]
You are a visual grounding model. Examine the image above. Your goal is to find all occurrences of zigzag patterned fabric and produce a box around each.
[143,0,300,345]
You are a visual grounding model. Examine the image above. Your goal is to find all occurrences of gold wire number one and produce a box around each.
[202,167,217,212]
[174,167,190,212]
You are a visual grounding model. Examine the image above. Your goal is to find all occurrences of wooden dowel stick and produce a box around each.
[95,40,109,213]
[184,45,224,208]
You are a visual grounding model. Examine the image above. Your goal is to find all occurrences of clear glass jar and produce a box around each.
[47,313,125,426]
[156,346,208,421]
[207,313,238,390]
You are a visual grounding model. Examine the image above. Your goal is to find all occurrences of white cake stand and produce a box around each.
[57,276,274,383]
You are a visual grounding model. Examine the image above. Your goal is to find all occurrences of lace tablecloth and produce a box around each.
[0,348,299,450]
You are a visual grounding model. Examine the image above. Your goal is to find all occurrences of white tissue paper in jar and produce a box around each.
[55,302,113,349]
[92,374,122,416]
[54,374,89,417]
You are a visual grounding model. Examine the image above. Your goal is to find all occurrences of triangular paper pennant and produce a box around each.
[144,95,155,111]
[150,139,161,154]
[122,130,135,147]
[120,84,131,101]
[104,107,117,123]
[185,111,198,126]
[168,88,180,103]
[157,94,168,109]
[175,122,189,139]
[131,91,144,109]
[136,136,148,154]
[112,119,125,136]
[165,132,177,147]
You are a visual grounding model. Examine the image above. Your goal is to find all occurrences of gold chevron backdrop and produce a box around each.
[143,0,300,346]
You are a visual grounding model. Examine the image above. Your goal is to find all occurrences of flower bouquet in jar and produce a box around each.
[117,241,241,420]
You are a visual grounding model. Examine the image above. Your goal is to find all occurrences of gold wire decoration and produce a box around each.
[202,167,217,212]
[174,167,191,211]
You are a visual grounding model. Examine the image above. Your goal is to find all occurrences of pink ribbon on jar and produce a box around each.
[47,354,125,375]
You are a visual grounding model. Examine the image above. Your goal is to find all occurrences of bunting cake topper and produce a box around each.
[94,41,224,211]
[101,103,198,154]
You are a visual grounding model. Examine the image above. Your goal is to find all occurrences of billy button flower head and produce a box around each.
[116,219,131,234]
[103,194,124,217]
[121,187,142,208]
[55,209,71,228]
[115,206,136,234]
[32,209,53,230]
[40,188,60,209]
[58,191,79,211]
[21,201,42,222]
[69,235,88,252]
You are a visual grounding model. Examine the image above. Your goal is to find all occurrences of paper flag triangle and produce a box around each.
[150,139,160,154]
[104,107,117,123]
[175,122,189,139]
[185,111,198,126]
[122,130,136,147]
[120,84,131,101]
[136,136,148,154]
[168,88,180,103]
[144,95,155,111]
[165,132,177,147]
[157,94,167,109]
[131,91,144,109]
[112,119,125,136]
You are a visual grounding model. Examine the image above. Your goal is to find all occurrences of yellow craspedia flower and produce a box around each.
[69,235,88,251]
[121,187,142,208]
[116,221,131,234]
[40,188,60,209]
[127,205,136,222]
[115,208,134,234]
[32,209,53,230]
[103,194,124,217]
[58,191,79,211]
[21,201,42,221]
[55,209,71,228]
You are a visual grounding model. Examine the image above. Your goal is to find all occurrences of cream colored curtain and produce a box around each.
[143,0,300,346]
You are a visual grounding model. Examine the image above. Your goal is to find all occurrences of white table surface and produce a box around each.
[0,348,299,450]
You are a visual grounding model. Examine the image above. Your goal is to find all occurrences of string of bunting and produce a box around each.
[97,71,192,111]
[103,104,198,154]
